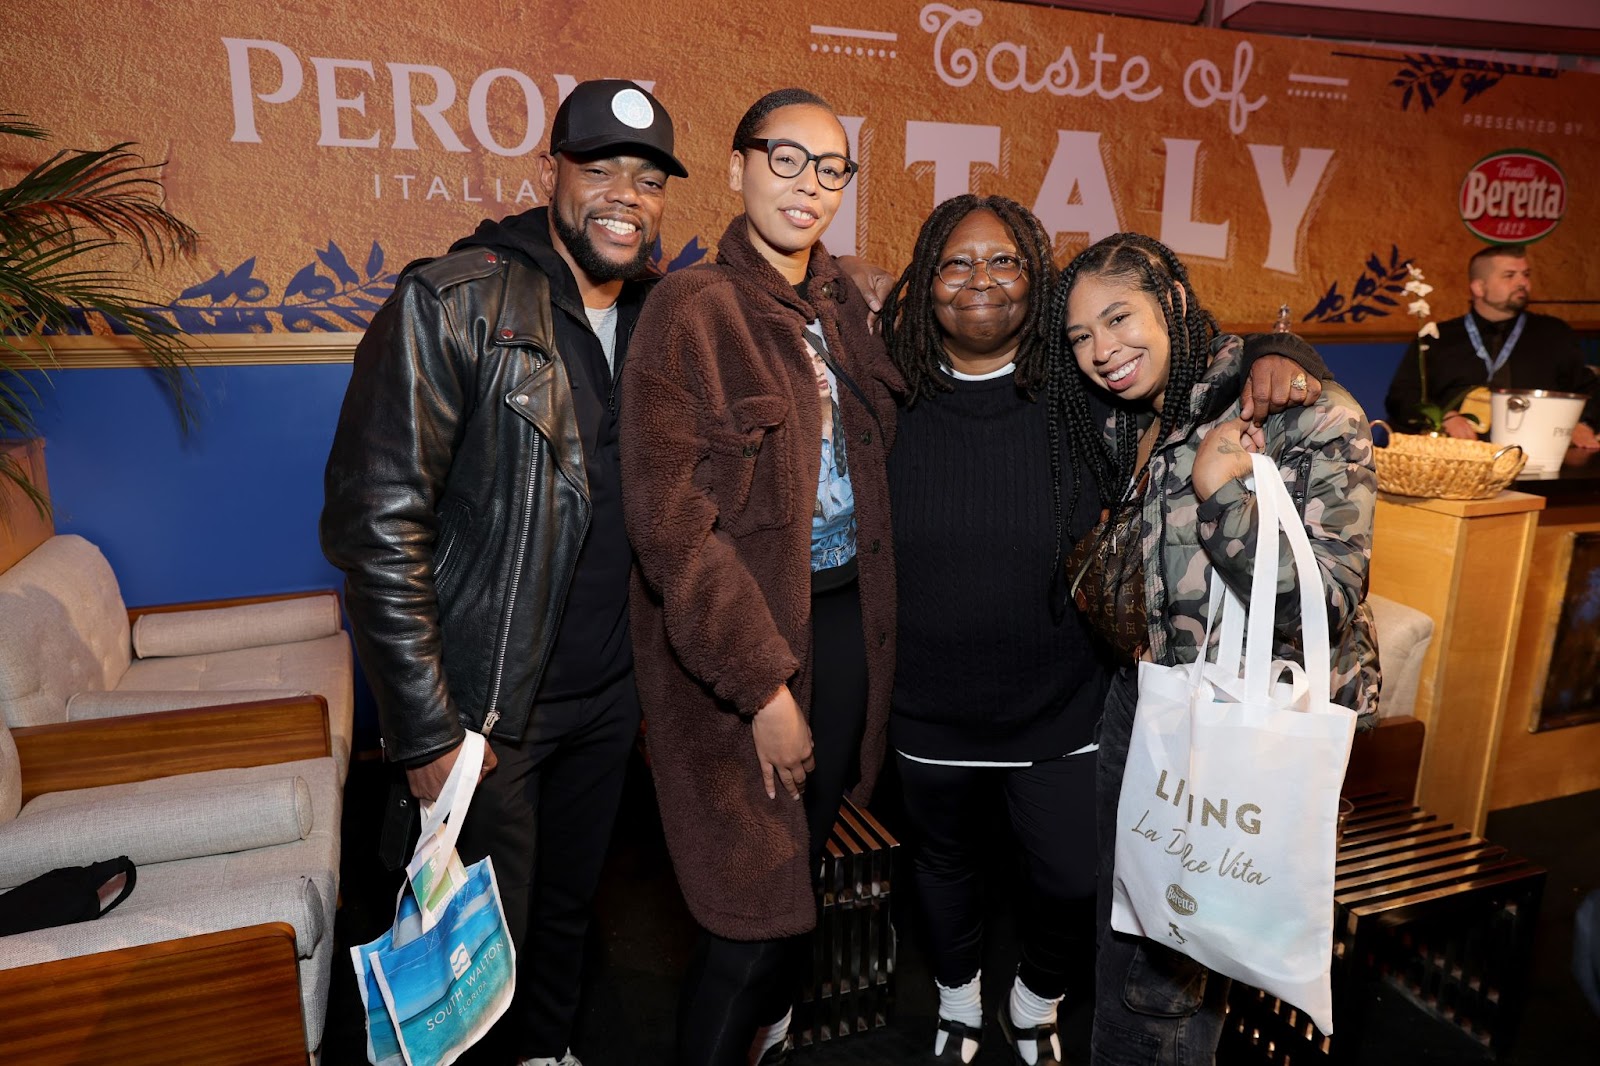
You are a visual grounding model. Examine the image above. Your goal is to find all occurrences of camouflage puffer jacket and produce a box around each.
[1113,335,1381,717]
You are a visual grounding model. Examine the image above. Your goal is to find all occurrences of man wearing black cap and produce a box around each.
[322,79,689,1066]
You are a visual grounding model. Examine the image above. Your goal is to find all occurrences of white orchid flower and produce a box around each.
[1404,280,1434,298]
[1406,263,1425,280]
[1418,321,1440,340]
[1408,298,1432,318]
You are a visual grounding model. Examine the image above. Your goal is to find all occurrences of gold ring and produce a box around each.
[1289,373,1308,392]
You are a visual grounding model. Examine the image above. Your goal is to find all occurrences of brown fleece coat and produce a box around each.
[620,216,902,940]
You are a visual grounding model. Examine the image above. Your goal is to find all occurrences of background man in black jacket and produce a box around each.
[322,80,687,1066]
[1386,243,1599,447]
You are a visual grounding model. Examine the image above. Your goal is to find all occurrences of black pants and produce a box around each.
[676,580,869,1066]
[1090,667,1228,1065]
[454,670,642,1063]
[897,747,1097,999]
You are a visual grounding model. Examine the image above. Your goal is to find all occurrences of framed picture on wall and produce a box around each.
[1534,530,1600,732]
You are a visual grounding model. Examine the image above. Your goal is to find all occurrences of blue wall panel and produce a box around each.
[31,363,353,607]
[29,340,1412,610]
[1319,341,1409,424]
[18,339,1418,750]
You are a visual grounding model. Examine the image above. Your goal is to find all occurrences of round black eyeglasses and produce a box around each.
[740,138,858,191]
[936,255,1026,288]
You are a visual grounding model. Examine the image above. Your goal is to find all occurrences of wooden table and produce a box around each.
[1370,490,1544,832]
[1221,793,1546,1063]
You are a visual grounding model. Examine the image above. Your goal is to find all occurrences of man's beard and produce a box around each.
[551,209,654,283]
[1505,289,1530,313]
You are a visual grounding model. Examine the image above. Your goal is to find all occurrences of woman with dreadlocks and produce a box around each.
[1053,232,1380,1065]
[880,195,1103,1066]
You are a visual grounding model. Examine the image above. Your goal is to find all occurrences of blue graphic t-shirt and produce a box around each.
[801,320,857,573]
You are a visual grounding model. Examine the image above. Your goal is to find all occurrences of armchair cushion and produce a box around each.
[1369,593,1435,719]
[132,595,341,659]
[0,755,341,1051]
[118,634,354,773]
[0,535,131,728]
[0,727,17,824]
[1,774,312,889]
[0,872,325,967]
[66,687,306,722]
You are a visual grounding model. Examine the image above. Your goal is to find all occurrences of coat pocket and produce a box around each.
[705,394,792,537]
[431,497,474,595]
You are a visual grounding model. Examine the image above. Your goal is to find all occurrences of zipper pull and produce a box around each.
[482,710,500,734]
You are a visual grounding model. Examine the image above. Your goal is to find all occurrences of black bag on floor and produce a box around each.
[0,856,137,935]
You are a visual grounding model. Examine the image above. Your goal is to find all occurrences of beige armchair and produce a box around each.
[0,533,354,782]
[1343,593,1437,803]
[0,698,339,1064]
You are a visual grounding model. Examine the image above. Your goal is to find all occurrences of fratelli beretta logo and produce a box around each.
[1459,149,1566,244]
[1165,884,1198,915]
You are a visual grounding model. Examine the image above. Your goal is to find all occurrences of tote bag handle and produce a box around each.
[1242,451,1332,702]
[414,730,486,868]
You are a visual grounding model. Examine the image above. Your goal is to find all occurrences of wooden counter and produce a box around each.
[1490,448,1600,810]
[1370,490,1545,833]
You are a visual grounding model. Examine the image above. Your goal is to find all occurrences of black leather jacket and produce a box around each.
[321,248,592,767]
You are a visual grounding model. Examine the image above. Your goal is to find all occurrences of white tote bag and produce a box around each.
[1110,452,1357,1035]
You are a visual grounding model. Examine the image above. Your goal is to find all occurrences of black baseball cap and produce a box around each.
[549,79,688,178]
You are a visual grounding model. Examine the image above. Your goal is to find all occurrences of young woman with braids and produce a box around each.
[879,200,1329,1066]
[1053,232,1380,1065]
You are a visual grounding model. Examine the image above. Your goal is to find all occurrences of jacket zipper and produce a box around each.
[483,359,546,734]
[610,314,636,412]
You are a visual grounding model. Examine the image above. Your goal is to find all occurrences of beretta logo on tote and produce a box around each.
[1459,150,1567,244]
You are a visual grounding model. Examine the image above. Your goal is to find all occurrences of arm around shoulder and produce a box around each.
[1197,392,1375,637]
[1240,331,1330,381]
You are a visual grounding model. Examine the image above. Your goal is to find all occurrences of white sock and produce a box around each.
[749,1007,790,1065]
[934,971,982,1062]
[1008,976,1063,1065]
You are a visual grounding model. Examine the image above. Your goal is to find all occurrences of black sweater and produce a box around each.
[888,372,1108,762]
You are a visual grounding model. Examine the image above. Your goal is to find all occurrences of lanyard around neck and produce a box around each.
[1464,312,1525,381]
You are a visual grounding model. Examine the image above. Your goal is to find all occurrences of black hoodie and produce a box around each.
[449,207,658,701]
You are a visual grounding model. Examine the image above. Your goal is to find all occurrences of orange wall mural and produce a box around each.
[5,0,1597,339]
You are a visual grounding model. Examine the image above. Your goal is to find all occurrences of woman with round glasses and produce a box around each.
[620,88,901,1065]
[879,195,1103,1066]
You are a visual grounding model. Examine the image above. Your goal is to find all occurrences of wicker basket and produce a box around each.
[1371,421,1527,500]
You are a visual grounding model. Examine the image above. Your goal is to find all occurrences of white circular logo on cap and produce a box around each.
[611,88,654,130]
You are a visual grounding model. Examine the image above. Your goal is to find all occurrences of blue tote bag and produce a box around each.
[353,731,515,1066]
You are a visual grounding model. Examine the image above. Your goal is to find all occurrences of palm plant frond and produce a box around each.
[0,113,47,141]
[0,142,198,265]
[0,115,199,512]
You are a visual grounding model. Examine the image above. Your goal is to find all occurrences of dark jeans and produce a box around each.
[897,749,1096,998]
[1091,668,1229,1066]
[454,670,642,1063]
[677,579,869,1066]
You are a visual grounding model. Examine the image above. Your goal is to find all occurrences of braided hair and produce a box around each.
[881,195,1056,406]
[1043,233,1218,610]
